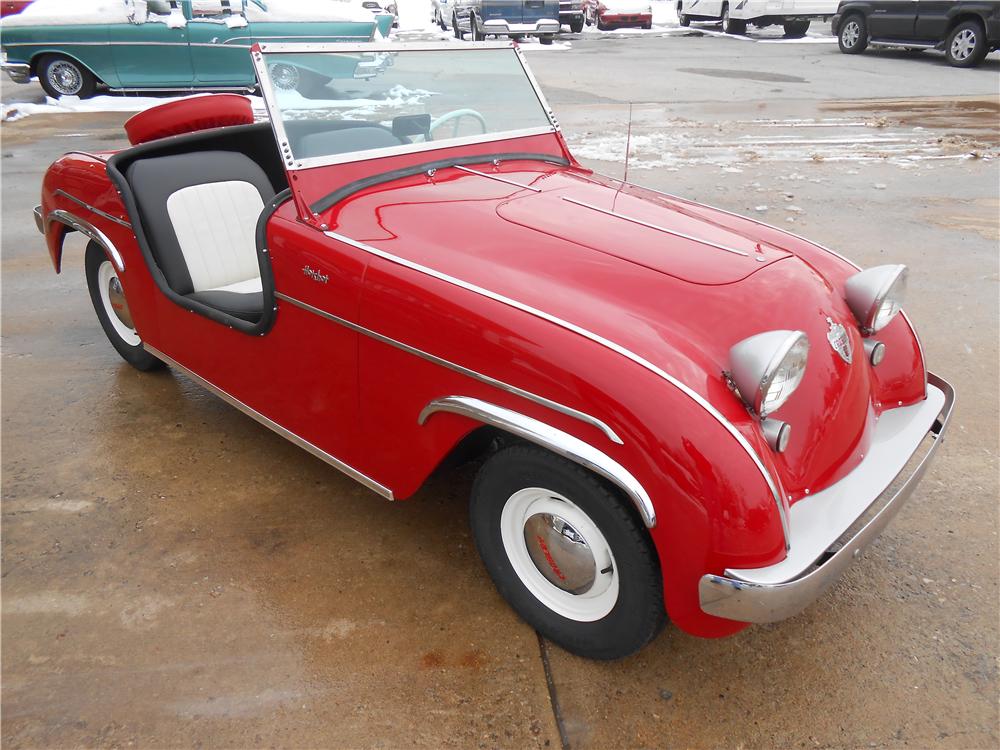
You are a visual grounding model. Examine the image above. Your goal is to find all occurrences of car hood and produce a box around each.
[328,163,877,496]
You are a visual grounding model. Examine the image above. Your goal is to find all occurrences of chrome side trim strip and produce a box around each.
[47,209,126,272]
[419,396,656,527]
[453,165,542,192]
[55,189,132,229]
[143,343,394,500]
[324,230,790,544]
[562,196,750,258]
[274,291,623,445]
[633,180,928,395]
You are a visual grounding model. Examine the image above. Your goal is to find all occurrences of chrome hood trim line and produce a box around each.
[562,196,750,257]
[143,344,394,500]
[325,229,791,544]
[275,291,622,445]
[419,396,656,527]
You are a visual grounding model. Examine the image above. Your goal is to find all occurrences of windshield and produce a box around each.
[255,45,556,168]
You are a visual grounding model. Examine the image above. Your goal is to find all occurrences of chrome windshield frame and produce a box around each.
[250,41,561,171]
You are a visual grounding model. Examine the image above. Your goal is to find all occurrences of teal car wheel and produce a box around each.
[38,54,97,99]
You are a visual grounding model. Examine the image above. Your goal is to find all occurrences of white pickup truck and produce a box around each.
[676,0,839,36]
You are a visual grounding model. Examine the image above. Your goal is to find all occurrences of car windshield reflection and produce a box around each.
[255,45,555,166]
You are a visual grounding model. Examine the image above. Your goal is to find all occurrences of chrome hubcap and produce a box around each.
[48,61,82,96]
[501,487,619,622]
[107,275,134,329]
[843,20,860,47]
[951,29,976,59]
[97,260,140,347]
[524,513,597,594]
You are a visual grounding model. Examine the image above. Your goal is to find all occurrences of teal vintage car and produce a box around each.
[0,0,393,99]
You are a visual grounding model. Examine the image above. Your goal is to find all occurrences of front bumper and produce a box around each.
[699,372,955,623]
[483,19,562,36]
[2,62,31,84]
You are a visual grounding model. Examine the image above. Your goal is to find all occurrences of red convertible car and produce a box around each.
[35,42,954,659]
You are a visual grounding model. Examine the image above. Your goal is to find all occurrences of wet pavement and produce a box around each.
[2,36,998,749]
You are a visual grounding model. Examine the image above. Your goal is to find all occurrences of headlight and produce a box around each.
[729,330,810,418]
[844,264,907,334]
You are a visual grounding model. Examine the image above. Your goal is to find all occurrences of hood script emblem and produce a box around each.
[826,317,853,364]
[303,265,328,284]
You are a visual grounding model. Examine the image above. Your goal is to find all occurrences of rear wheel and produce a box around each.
[540,34,554,44]
[570,17,584,33]
[470,444,666,660]
[838,13,868,54]
[85,243,162,372]
[721,4,745,34]
[471,14,485,40]
[783,18,810,37]
[946,20,988,67]
[453,13,462,38]
[38,54,97,99]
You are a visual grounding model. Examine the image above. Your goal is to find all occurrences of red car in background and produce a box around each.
[1,0,32,17]
[584,0,652,29]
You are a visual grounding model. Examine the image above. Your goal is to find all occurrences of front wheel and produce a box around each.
[783,19,810,38]
[569,17,584,33]
[470,445,666,660]
[838,13,868,54]
[38,54,97,99]
[470,14,485,40]
[946,20,988,67]
[85,243,162,371]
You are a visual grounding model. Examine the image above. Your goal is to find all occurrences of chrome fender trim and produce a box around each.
[274,292,622,445]
[143,344,394,500]
[328,230,785,541]
[418,396,656,528]
[46,209,126,272]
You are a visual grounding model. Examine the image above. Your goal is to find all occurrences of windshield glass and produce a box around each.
[257,46,555,167]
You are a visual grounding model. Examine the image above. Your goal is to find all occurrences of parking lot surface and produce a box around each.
[2,30,998,749]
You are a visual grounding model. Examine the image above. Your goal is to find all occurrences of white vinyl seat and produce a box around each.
[126,150,276,322]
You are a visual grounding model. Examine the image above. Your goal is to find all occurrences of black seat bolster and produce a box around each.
[126,150,276,296]
[185,290,263,323]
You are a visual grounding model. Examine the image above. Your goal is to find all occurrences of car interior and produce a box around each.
[109,123,289,328]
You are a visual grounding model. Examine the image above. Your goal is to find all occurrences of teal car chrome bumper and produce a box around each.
[2,62,31,84]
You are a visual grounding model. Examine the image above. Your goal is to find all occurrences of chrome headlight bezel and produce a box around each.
[844,264,908,335]
[729,330,810,418]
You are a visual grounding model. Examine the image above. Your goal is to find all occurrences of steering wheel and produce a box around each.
[427,108,488,140]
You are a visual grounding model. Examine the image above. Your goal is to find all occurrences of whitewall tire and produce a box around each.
[470,444,666,660]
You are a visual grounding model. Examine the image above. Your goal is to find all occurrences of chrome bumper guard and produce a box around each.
[34,205,44,234]
[483,19,562,35]
[699,372,956,623]
[2,62,31,84]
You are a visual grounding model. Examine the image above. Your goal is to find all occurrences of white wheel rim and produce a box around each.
[98,261,140,346]
[500,487,619,622]
[48,60,83,96]
[951,29,976,59]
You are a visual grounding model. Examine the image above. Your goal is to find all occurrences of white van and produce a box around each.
[676,0,839,37]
